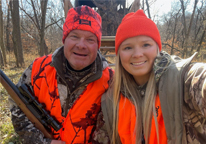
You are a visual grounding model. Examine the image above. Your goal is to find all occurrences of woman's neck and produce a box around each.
[133,73,150,86]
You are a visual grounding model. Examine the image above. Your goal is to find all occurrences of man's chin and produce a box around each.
[71,63,86,71]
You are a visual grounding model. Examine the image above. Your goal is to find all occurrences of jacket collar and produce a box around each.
[153,51,197,85]
[153,51,172,84]
[50,46,109,85]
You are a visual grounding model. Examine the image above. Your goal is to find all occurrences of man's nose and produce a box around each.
[76,38,86,49]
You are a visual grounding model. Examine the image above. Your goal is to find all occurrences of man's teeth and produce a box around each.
[132,61,145,65]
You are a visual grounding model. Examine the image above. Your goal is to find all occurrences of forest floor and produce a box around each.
[0,50,39,144]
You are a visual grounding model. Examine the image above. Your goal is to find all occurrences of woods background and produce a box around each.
[0,0,206,143]
[0,0,206,68]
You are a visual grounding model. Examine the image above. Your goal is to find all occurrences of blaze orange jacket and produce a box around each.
[118,94,167,144]
[31,55,112,144]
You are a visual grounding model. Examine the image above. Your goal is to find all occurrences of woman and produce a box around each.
[93,9,206,144]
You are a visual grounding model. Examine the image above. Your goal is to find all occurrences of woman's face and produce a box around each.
[119,35,158,85]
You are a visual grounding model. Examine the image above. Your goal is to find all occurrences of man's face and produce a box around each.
[64,29,98,70]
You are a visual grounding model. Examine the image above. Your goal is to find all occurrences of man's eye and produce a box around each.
[71,35,78,38]
[88,39,94,42]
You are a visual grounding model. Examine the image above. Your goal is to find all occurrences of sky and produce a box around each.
[126,0,174,23]
[150,0,172,16]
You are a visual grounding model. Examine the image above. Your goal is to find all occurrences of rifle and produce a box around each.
[0,69,62,139]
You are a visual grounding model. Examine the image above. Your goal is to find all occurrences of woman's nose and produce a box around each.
[132,47,143,58]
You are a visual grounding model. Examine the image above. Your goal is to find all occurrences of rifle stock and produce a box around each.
[0,69,61,139]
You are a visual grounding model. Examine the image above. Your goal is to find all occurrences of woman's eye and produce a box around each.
[143,43,150,47]
[124,47,131,50]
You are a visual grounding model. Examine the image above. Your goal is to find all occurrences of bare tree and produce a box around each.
[180,0,199,57]
[129,0,141,12]
[39,0,48,56]
[142,0,144,10]
[0,49,3,67]
[168,9,181,55]
[196,26,206,53]
[10,0,24,67]
[20,0,49,56]
[145,0,151,18]
[159,0,206,58]
[141,0,158,19]
[196,8,206,53]
[0,0,7,66]
[6,1,11,52]
[64,0,73,18]
[185,0,206,57]
[160,9,182,55]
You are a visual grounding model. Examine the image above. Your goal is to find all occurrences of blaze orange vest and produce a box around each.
[118,94,167,144]
[31,55,113,144]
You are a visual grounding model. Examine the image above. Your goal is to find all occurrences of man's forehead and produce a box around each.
[69,30,97,38]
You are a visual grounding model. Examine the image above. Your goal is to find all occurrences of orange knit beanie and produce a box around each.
[115,9,161,54]
[62,6,102,48]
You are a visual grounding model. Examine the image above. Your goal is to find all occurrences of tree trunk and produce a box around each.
[171,10,181,55]
[6,3,11,52]
[10,0,24,67]
[145,0,151,19]
[0,49,4,68]
[180,0,198,57]
[64,0,73,18]
[170,20,177,55]
[129,0,140,12]
[196,25,206,53]
[179,0,186,57]
[142,0,144,10]
[39,0,48,56]
[0,0,7,66]
[185,0,198,57]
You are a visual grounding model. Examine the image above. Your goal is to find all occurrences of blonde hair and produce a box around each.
[112,50,159,144]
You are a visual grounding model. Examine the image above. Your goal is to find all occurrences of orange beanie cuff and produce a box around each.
[115,9,161,54]
[62,6,102,48]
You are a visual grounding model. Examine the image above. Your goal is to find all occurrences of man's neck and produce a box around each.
[66,60,93,72]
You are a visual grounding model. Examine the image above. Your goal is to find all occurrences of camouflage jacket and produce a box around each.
[9,46,111,144]
[93,51,206,144]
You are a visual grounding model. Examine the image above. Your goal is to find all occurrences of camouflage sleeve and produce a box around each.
[184,63,206,142]
[92,110,110,144]
[184,63,206,117]
[8,63,52,144]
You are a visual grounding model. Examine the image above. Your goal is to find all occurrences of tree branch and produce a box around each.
[30,0,40,30]
[162,43,182,53]
[129,0,140,12]
[45,17,64,29]
[21,24,38,42]
[64,0,73,18]
[19,6,39,29]
[145,0,151,18]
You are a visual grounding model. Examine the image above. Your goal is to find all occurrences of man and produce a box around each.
[9,6,113,144]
